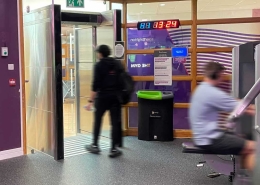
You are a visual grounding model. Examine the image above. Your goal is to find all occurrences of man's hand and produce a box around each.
[84,103,93,111]
[245,104,255,116]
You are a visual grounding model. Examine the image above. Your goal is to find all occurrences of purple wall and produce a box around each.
[0,1,21,151]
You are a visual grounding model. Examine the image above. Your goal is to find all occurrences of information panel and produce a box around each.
[154,50,172,86]
[114,41,125,60]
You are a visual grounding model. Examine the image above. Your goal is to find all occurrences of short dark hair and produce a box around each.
[96,45,111,57]
[204,61,226,79]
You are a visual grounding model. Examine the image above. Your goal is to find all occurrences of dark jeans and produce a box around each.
[93,95,122,149]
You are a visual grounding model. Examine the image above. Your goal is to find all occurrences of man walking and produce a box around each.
[85,45,124,158]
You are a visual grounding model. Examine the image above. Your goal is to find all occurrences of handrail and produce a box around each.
[226,78,260,129]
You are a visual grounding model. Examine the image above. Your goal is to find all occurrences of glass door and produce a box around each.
[74,26,95,137]
[63,24,118,140]
[62,25,77,138]
[95,25,115,138]
[61,10,124,156]
[75,25,113,139]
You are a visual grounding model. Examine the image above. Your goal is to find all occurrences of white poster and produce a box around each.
[154,50,172,86]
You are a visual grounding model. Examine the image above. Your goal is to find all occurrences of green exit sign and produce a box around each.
[67,0,84,8]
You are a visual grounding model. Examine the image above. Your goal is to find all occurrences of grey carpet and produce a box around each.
[0,137,232,185]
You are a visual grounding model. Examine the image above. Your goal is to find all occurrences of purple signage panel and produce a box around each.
[127,28,191,76]
[127,55,190,76]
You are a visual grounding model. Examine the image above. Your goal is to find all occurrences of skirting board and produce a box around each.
[0,147,23,160]
[125,128,193,138]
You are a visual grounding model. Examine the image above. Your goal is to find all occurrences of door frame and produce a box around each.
[73,25,97,134]
[18,0,27,155]
[61,10,122,136]
[22,4,64,160]
[20,6,122,158]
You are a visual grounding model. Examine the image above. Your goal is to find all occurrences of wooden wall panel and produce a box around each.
[197,47,233,53]
[132,76,192,81]
[196,75,231,81]
[123,1,129,130]
[124,102,189,108]
[191,0,197,92]
[197,17,260,25]
[127,48,192,54]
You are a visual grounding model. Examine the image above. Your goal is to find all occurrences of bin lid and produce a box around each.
[161,91,174,99]
[137,91,162,100]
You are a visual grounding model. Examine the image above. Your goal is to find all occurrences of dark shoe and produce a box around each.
[86,144,100,154]
[109,148,122,158]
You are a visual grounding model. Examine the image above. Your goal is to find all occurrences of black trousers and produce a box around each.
[93,95,122,149]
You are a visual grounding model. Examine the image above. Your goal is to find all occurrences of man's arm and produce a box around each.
[117,60,125,73]
[210,90,239,112]
[89,91,97,103]
[89,64,101,102]
[212,91,255,115]
[85,65,101,110]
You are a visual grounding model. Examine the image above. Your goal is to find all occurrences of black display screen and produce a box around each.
[61,12,99,23]
[137,20,180,30]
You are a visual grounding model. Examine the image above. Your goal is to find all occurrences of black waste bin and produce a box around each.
[137,90,174,141]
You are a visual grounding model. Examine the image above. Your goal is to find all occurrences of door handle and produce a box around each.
[25,80,29,83]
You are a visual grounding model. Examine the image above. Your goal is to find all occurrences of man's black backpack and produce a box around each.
[118,70,135,105]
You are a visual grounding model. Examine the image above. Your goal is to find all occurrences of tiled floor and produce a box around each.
[63,99,111,138]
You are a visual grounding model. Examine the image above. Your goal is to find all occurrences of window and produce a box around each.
[197,23,260,48]
[197,52,232,75]
[127,1,191,23]
[198,0,260,19]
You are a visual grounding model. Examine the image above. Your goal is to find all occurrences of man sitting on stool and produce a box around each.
[189,61,256,171]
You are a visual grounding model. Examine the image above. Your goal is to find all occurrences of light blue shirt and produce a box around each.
[189,82,238,146]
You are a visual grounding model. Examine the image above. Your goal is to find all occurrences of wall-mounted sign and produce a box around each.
[154,50,172,86]
[9,79,16,86]
[172,47,188,64]
[114,41,125,60]
[171,47,188,58]
[67,0,84,8]
[173,57,186,63]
